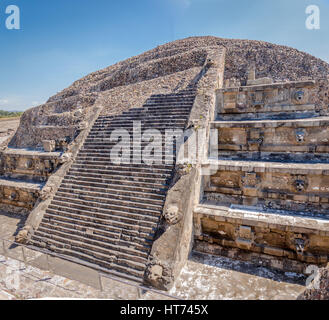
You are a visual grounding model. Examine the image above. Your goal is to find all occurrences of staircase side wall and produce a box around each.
[144,47,226,290]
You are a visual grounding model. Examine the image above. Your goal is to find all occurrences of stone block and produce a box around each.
[236,238,253,250]
[43,140,56,152]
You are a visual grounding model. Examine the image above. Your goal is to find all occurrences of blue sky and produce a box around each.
[0,0,328,111]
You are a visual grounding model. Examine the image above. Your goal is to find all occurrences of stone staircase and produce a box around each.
[30,88,197,282]
[194,79,329,273]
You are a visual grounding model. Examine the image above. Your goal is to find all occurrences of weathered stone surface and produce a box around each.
[42,140,56,152]
[195,70,329,276]
[298,264,329,300]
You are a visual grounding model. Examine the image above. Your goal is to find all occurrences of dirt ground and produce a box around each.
[0,118,20,145]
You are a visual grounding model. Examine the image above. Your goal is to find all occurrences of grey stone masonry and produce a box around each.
[195,75,329,274]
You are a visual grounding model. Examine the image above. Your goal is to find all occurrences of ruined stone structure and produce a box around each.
[195,77,329,273]
[1,36,329,293]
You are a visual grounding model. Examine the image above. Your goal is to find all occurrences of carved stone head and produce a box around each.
[295,129,306,143]
[294,179,306,192]
[293,89,307,104]
[164,205,182,225]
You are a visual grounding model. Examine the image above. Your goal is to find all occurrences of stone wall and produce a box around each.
[216,80,318,119]
[0,150,62,182]
[204,162,329,214]
[143,46,226,290]
[0,180,41,215]
[195,207,329,269]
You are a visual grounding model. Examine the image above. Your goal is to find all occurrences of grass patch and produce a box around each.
[0,110,23,119]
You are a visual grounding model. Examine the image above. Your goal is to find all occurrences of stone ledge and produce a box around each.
[222,80,316,92]
[211,116,329,128]
[3,148,62,158]
[194,204,329,235]
[0,178,43,191]
[193,241,315,274]
[204,159,329,175]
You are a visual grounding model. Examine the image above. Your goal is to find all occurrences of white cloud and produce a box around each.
[0,99,9,105]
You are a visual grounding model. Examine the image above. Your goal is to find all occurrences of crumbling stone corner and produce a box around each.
[143,166,198,291]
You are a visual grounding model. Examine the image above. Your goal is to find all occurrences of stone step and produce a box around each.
[120,111,191,117]
[143,105,192,110]
[46,204,159,229]
[58,185,165,203]
[62,175,168,190]
[74,154,177,165]
[35,225,150,259]
[44,209,156,236]
[31,234,147,276]
[124,104,192,111]
[66,170,170,184]
[50,195,162,218]
[143,106,193,111]
[91,122,187,129]
[146,97,195,102]
[150,93,196,99]
[38,222,151,256]
[79,146,177,153]
[71,163,173,174]
[74,158,174,170]
[81,143,177,151]
[87,130,186,138]
[96,117,187,123]
[96,114,190,122]
[78,148,178,155]
[30,239,145,282]
[148,90,196,98]
[54,190,164,211]
[68,167,172,180]
[89,125,186,132]
[39,220,152,248]
[82,142,178,150]
[77,152,177,161]
[61,180,167,195]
